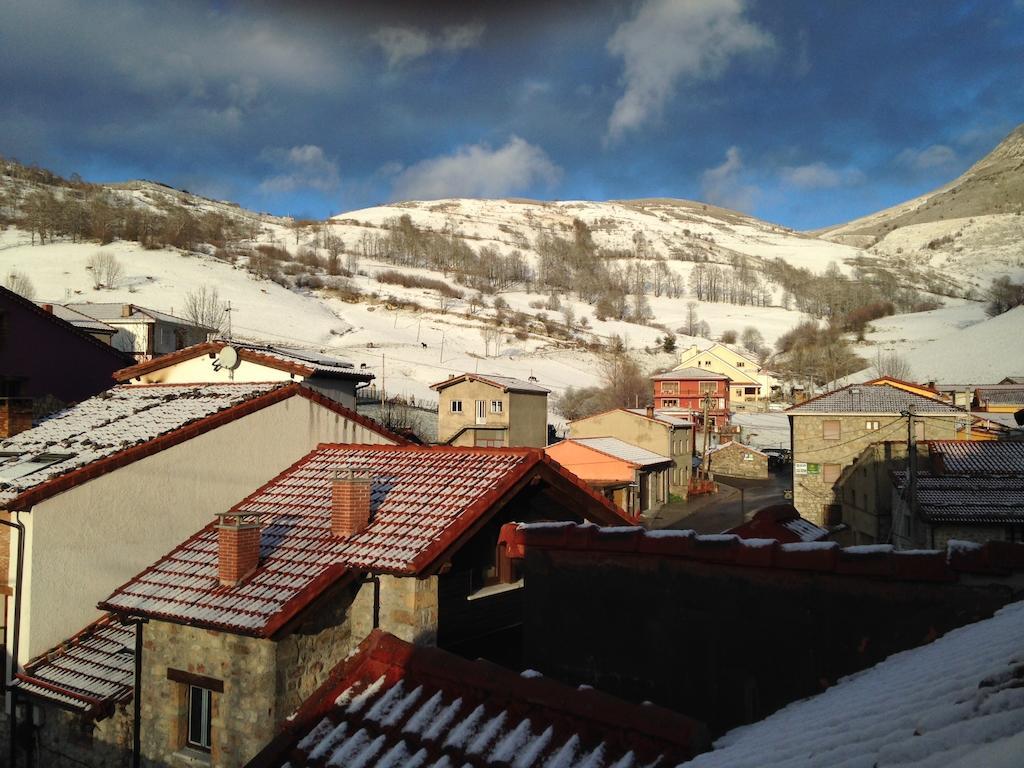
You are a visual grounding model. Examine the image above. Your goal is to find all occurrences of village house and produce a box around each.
[704,440,769,480]
[431,373,549,447]
[244,629,708,768]
[10,444,628,768]
[834,440,911,545]
[0,286,132,427]
[545,436,673,518]
[0,382,401,678]
[64,302,214,361]
[891,440,1024,550]
[567,407,693,499]
[786,383,965,526]
[113,339,373,409]
[972,383,1024,414]
[674,343,777,404]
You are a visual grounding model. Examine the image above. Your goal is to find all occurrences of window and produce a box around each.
[661,399,678,408]
[822,463,841,484]
[490,400,503,414]
[822,420,841,440]
[661,381,679,395]
[187,685,212,752]
[0,453,74,481]
[734,388,743,397]
[450,400,463,413]
[737,361,745,367]
[699,382,717,394]
[744,387,757,395]
[865,420,880,431]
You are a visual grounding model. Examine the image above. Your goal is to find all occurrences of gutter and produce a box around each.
[1,513,26,768]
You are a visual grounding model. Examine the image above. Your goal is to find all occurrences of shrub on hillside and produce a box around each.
[375,269,464,299]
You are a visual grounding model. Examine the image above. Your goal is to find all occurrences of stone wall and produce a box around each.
[8,702,133,768]
[522,546,1014,736]
[708,443,768,479]
[791,414,957,524]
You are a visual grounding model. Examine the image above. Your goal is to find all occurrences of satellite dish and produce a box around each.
[218,346,240,370]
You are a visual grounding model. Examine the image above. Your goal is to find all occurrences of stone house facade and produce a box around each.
[786,384,964,526]
[431,374,549,447]
[705,441,768,479]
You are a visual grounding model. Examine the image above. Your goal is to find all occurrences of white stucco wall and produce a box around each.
[11,395,395,664]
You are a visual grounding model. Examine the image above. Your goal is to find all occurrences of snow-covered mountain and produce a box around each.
[818,123,1024,296]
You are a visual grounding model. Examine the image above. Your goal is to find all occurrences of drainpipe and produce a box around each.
[130,617,147,768]
[1,513,26,768]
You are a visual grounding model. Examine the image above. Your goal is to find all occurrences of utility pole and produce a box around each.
[381,354,386,402]
[700,392,713,473]
[224,301,233,340]
[902,408,918,539]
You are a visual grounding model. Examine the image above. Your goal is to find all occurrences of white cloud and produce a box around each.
[390,136,561,201]
[372,22,484,69]
[700,146,760,212]
[896,144,957,172]
[780,162,864,189]
[259,145,340,194]
[606,0,773,141]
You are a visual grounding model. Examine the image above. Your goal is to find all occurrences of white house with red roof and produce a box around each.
[0,381,402,678]
[42,443,631,767]
[114,339,374,409]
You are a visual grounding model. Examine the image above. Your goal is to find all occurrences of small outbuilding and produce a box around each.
[705,440,769,479]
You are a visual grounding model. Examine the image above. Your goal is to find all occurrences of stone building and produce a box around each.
[705,440,768,479]
[431,373,549,447]
[9,444,627,768]
[786,383,965,526]
[891,440,1024,549]
[568,408,693,499]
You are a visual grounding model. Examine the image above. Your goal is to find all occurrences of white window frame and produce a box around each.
[865,420,880,431]
[450,400,463,413]
[187,685,213,752]
[490,400,503,414]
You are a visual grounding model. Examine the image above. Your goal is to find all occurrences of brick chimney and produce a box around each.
[121,303,134,318]
[0,398,34,438]
[215,512,260,587]
[41,304,53,314]
[332,468,372,538]
[646,405,655,419]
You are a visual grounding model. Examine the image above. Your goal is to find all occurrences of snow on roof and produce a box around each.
[568,437,673,467]
[13,614,134,718]
[430,373,550,394]
[0,383,284,505]
[975,387,1024,405]
[100,445,628,635]
[787,383,964,415]
[652,367,730,381]
[624,408,694,427]
[246,629,707,768]
[895,473,1024,525]
[706,441,767,457]
[65,301,205,328]
[728,505,828,544]
[222,340,363,376]
[37,302,118,334]
[930,440,1024,475]
[684,599,1024,768]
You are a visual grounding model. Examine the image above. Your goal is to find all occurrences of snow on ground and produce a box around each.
[862,301,987,346]
[684,599,1024,768]
[731,413,790,450]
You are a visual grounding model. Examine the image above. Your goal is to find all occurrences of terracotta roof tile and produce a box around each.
[246,630,707,768]
[100,446,629,635]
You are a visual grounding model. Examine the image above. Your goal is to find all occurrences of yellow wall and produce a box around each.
[435,380,547,447]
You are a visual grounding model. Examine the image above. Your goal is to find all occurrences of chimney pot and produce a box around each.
[646,405,655,418]
[122,303,133,318]
[216,512,260,587]
[41,304,53,313]
[332,467,372,538]
[0,398,34,438]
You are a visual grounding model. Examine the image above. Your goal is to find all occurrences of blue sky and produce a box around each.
[2,0,1022,228]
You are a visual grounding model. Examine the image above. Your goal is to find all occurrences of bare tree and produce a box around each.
[184,286,228,335]
[684,301,699,336]
[86,252,124,289]
[874,349,913,381]
[741,326,765,354]
[480,325,502,357]
[3,271,35,299]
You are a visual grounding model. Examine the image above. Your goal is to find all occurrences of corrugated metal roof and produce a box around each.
[226,341,359,376]
[246,630,705,768]
[787,384,964,415]
[0,383,284,503]
[100,446,626,635]
[568,437,672,467]
[13,614,134,717]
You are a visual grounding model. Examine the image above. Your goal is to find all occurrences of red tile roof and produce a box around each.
[728,504,828,543]
[100,446,629,636]
[501,523,1024,582]
[1,382,405,510]
[12,613,134,719]
[245,629,708,768]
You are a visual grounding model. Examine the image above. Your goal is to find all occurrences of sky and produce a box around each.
[1,0,1023,229]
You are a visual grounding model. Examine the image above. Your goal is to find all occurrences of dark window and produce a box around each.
[187,686,212,752]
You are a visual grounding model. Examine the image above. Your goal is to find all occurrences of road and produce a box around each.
[647,469,791,534]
